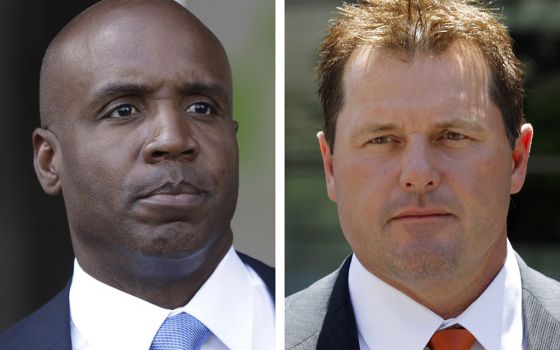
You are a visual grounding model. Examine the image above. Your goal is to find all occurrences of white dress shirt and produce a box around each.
[69,246,274,350]
[349,240,524,350]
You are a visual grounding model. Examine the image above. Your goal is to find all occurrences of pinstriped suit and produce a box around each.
[285,254,560,350]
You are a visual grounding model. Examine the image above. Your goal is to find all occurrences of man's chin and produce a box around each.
[387,242,463,282]
[125,244,212,280]
[133,228,215,260]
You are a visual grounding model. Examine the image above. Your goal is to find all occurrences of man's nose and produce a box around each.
[399,137,440,193]
[143,107,200,163]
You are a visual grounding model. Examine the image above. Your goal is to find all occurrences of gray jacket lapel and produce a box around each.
[286,257,359,350]
[517,254,560,350]
[316,257,359,350]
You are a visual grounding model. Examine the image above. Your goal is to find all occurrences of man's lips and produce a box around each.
[391,208,453,222]
[137,181,206,208]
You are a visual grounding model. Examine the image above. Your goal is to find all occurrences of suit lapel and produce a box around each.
[0,280,72,350]
[237,251,275,299]
[522,292,560,350]
[317,257,360,350]
[36,281,72,350]
[517,255,560,350]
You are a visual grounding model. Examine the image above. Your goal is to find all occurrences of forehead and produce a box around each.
[58,5,231,98]
[335,44,507,139]
[342,44,491,110]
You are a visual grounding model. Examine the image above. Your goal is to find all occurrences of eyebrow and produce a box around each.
[90,82,156,107]
[179,83,230,103]
[350,122,400,139]
[435,118,485,131]
[349,117,485,139]
[88,81,231,111]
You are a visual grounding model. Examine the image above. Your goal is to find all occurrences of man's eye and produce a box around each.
[109,104,138,119]
[186,102,212,115]
[371,136,393,144]
[444,132,466,141]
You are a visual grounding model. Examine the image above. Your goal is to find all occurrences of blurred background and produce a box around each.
[286,0,560,295]
[0,0,274,331]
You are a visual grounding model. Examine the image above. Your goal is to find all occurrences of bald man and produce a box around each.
[0,1,274,349]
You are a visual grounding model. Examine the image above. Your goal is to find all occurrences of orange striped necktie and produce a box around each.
[427,328,475,350]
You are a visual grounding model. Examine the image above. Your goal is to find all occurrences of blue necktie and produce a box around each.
[150,312,211,350]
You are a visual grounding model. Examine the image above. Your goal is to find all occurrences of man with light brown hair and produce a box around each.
[285,0,560,349]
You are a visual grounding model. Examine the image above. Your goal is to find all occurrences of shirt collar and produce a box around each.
[450,241,523,349]
[69,246,254,350]
[348,239,523,350]
[180,247,253,350]
[349,255,441,350]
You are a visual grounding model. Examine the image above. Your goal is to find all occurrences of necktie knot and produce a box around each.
[428,327,475,350]
[150,312,211,350]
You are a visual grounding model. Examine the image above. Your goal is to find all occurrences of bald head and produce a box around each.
[39,0,231,129]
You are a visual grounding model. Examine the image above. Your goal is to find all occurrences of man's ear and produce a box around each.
[233,120,239,133]
[318,131,336,202]
[510,123,533,194]
[33,128,62,195]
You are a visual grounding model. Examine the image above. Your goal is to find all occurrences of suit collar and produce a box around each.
[317,256,360,350]
[237,251,275,299]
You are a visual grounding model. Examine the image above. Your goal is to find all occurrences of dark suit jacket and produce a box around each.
[285,254,560,350]
[0,252,274,350]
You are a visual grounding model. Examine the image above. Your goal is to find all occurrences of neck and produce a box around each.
[74,231,233,309]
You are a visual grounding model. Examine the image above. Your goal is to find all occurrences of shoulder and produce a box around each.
[285,269,340,350]
[517,254,560,348]
[237,251,275,298]
[237,251,274,276]
[0,284,72,350]
[517,254,560,317]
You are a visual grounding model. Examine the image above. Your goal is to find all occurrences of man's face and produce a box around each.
[46,7,238,262]
[319,45,532,289]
